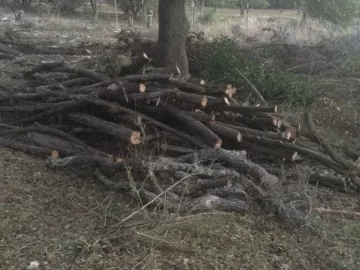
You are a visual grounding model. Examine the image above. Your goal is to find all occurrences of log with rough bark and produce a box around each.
[157,101,222,148]
[68,113,142,145]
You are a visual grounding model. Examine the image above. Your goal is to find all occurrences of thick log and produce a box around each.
[206,122,242,143]
[169,79,206,94]
[16,100,81,124]
[238,140,298,162]
[0,101,73,112]
[219,122,284,140]
[0,123,85,146]
[28,132,108,157]
[0,137,52,157]
[206,104,277,114]
[122,73,171,81]
[36,89,208,148]
[119,89,175,103]
[0,92,46,102]
[184,111,215,122]
[24,61,65,77]
[174,91,208,107]
[53,77,94,89]
[235,114,280,129]
[52,67,110,81]
[47,155,124,176]
[158,102,222,148]
[68,113,141,144]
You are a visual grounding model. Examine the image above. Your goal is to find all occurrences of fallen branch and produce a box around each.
[68,113,142,145]
[235,69,268,106]
[315,207,360,218]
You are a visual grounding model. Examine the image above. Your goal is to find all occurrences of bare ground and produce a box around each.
[0,8,360,270]
[0,147,359,269]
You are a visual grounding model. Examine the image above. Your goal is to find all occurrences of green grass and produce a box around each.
[204,36,318,106]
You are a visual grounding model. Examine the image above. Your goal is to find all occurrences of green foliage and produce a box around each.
[304,0,360,27]
[47,0,83,13]
[204,37,317,106]
[198,7,220,24]
[341,54,360,74]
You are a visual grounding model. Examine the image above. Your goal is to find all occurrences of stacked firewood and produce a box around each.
[0,61,359,223]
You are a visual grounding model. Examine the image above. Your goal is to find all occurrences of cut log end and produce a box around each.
[130,131,142,145]
[108,83,120,91]
[215,139,223,149]
[237,133,243,142]
[201,96,208,107]
[139,83,146,92]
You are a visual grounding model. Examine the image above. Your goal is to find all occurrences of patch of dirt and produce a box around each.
[0,147,359,269]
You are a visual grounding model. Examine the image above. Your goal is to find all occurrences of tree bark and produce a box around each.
[158,0,190,77]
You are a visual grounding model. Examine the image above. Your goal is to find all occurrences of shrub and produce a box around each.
[204,36,317,106]
[47,0,83,14]
[340,54,360,75]
[198,7,220,24]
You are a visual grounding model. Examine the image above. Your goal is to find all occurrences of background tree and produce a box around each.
[303,0,360,27]
[157,0,190,77]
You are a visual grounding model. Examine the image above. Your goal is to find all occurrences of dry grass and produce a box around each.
[190,8,352,44]
[0,148,359,269]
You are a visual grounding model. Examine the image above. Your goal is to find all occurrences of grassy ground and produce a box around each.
[0,7,360,270]
[0,148,359,269]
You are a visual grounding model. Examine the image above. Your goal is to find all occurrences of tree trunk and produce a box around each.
[158,0,190,77]
[128,13,134,27]
[239,1,244,17]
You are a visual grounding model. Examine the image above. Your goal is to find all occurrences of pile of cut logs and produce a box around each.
[0,61,359,223]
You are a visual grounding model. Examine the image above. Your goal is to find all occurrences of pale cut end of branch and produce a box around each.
[51,150,59,158]
[201,96,208,107]
[200,79,205,85]
[237,133,242,142]
[273,118,282,128]
[130,131,142,145]
[107,83,120,91]
[139,83,146,93]
[224,97,230,105]
[274,105,278,113]
[115,157,123,163]
[273,118,278,127]
[292,152,298,161]
[282,127,298,140]
[215,138,223,149]
[225,86,236,98]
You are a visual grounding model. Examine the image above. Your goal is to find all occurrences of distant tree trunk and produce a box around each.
[128,12,134,27]
[239,1,244,17]
[158,0,190,77]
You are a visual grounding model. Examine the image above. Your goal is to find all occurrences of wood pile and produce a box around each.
[0,61,359,224]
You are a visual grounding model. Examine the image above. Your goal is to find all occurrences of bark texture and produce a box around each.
[158,0,190,77]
